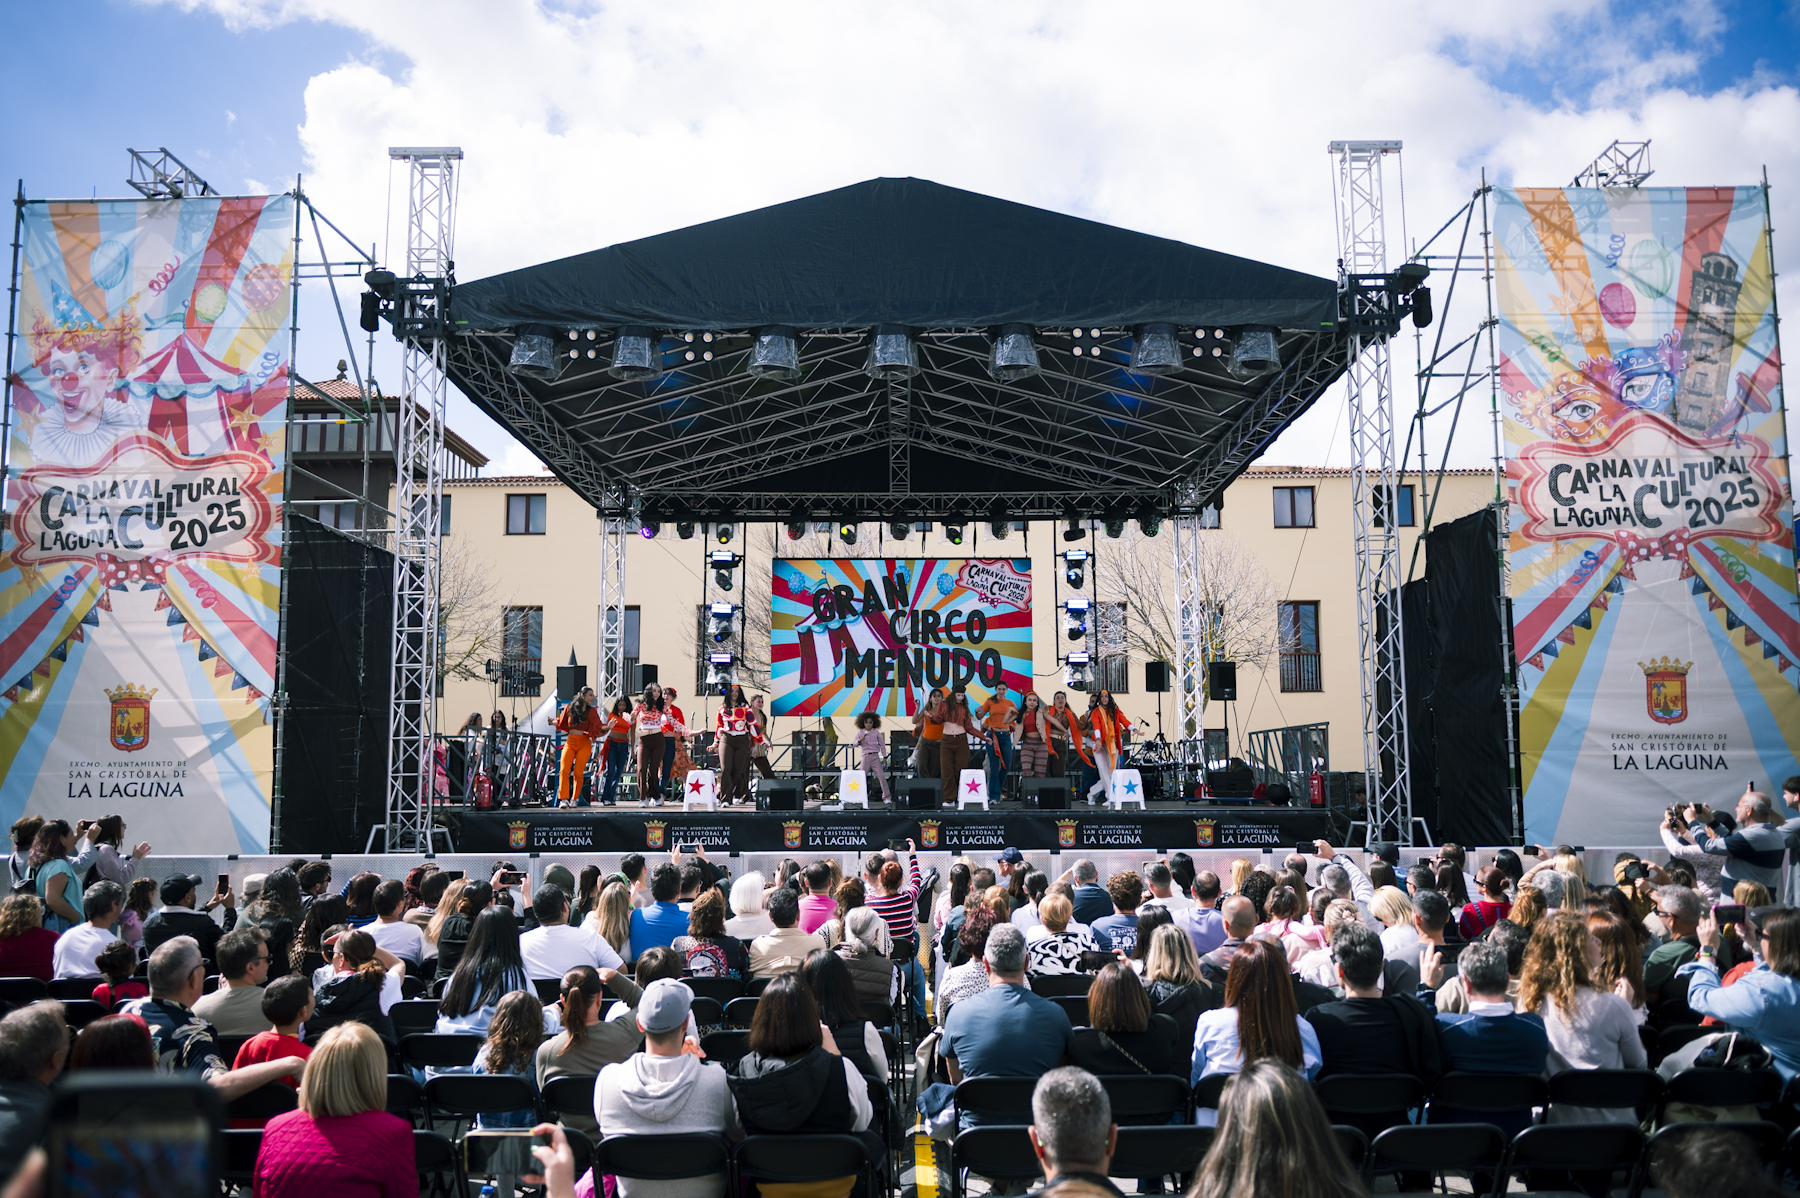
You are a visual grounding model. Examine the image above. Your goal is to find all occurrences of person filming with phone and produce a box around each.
[142,872,236,964]
[1679,905,1800,1080]
[1686,788,1789,893]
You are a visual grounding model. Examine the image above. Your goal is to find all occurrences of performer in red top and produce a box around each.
[599,698,633,807]
[662,686,687,792]
[555,686,604,806]
[715,684,762,806]
[631,683,686,807]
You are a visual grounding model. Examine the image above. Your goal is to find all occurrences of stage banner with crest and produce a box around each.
[0,196,293,853]
[1495,185,1798,845]
[771,558,1032,716]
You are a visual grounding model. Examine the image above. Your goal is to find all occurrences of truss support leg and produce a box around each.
[598,517,628,702]
[1173,512,1206,794]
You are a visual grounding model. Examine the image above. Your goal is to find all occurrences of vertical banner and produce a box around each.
[770,558,1032,716]
[1494,186,1798,844]
[0,196,293,852]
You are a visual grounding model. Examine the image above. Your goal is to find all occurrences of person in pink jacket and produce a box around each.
[253,1021,416,1197]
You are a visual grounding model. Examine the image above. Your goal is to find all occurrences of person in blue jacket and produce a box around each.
[1679,905,1800,1081]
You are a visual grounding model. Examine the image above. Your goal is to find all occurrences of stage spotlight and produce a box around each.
[988,520,1009,540]
[986,323,1041,381]
[1138,511,1162,537]
[708,651,736,693]
[864,325,919,380]
[715,523,735,546]
[748,325,802,380]
[638,521,661,539]
[1101,518,1124,539]
[676,521,696,540]
[1065,650,1091,692]
[1062,518,1086,542]
[609,326,662,381]
[945,523,965,546]
[888,521,911,541]
[508,327,560,380]
[839,522,857,545]
[710,549,742,591]
[1064,598,1090,641]
[709,601,736,643]
[1063,549,1087,589]
[1228,326,1281,378]
[1130,323,1183,375]
[785,521,806,541]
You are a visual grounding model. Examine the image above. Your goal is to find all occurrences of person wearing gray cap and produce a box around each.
[596,979,741,1198]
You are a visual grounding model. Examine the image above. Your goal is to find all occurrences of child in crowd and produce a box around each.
[852,712,892,804]
[90,940,147,1007]
[232,976,316,1128]
[474,990,545,1128]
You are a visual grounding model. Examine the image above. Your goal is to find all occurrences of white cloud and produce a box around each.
[146,0,1799,471]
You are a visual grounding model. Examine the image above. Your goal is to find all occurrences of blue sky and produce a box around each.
[3,0,1797,472]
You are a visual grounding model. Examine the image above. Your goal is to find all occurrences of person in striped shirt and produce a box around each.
[865,840,926,1029]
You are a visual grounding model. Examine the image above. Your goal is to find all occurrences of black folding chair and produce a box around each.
[598,1133,732,1185]
[386,1073,424,1119]
[1427,1071,1548,1123]
[1049,995,1089,1027]
[953,1076,1038,1125]
[389,1000,441,1041]
[1330,1125,1369,1177]
[1546,1067,1663,1117]
[1028,974,1094,998]
[1496,1122,1645,1195]
[1098,1075,1191,1125]
[700,1030,751,1067]
[543,1074,599,1119]
[213,1034,252,1066]
[532,977,563,1003]
[563,1126,596,1180]
[400,973,430,1000]
[1191,1073,1231,1115]
[1314,1073,1426,1125]
[745,976,771,996]
[1658,1067,1783,1122]
[203,974,221,995]
[398,1032,483,1073]
[227,1081,299,1123]
[861,999,896,1028]
[684,976,744,1003]
[738,1134,875,1198]
[413,1128,459,1198]
[421,1073,539,1135]
[1628,1120,1786,1198]
[1110,1125,1212,1185]
[1652,1024,1714,1064]
[0,978,48,1006]
[724,996,760,1026]
[948,1126,1039,1198]
[1367,1123,1508,1192]
[46,977,102,1001]
[880,1030,906,1107]
[220,1128,263,1188]
[689,996,726,1027]
[58,1000,108,1029]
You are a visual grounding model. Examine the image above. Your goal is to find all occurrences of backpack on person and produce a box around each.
[9,856,38,898]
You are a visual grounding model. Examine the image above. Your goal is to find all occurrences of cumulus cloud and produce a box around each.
[143,0,1798,469]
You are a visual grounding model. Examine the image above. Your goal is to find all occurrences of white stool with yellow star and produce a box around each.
[1107,768,1146,811]
[835,768,871,810]
[681,769,718,811]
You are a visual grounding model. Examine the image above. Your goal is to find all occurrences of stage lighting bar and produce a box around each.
[709,601,737,643]
[839,521,858,545]
[710,549,743,591]
[679,330,716,363]
[1064,598,1090,641]
[888,521,911,541]
[707,650,736,693]
[714,523,735,545]
[785,521,806,541]
[944,523,965,546]
[1138,512,1161,537]
[676,522,696,540]
[1062,518,1086,542]
[1063,549,1088,589]
[1065,650,1091,692]
[638,520,661,539]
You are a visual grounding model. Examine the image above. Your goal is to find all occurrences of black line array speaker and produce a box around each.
[1022,777,1069,810]
[556,664,587,704]
[900,777,940,810]
[1207,660,1237,702]
[1145,661,1171,693]
[760,776,803,811]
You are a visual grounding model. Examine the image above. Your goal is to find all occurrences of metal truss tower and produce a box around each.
[598,518,629,702]
[384,146,460,852]
[1172,496,1207,767]
[1331,140,1415,844]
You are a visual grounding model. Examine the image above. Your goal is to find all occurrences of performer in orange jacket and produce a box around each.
[1083,689,1131,805]
[555,686,604,806]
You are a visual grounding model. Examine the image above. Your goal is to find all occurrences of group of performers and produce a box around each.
[553,681,776,808]
[911,683,1132,807]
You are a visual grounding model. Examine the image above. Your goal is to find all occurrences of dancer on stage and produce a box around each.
[938,690,984,808]
[853,712,893,804]
[630,682,677,806]
[1017,691,1050,779]
[912,688,946,778]
[1045,691,1076,777]
[662,687,688,790]
[1084,689,1131,805]
[748,695,776,779]
[555,687,603,807]
[599,698,633,807]
[977,681,1018,801]
[716,685,760,806]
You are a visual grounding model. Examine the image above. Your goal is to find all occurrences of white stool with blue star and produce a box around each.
[832,768,870,810]
[682,769,718,811]
[1108,768,1145,810]
[957,768,990,811]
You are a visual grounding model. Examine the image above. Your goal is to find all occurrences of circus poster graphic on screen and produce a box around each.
[1495,186,1799,846]
[770,558,1032,717]
[0,196,293,853]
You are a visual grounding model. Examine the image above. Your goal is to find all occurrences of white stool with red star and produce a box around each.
[957,768,990,811]
[1108,768,1146,811]
[682,769,718,812]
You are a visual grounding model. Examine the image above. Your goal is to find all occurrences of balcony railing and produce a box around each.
[1279,651,1322,693]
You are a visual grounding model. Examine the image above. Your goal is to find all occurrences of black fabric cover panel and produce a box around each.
[452,177,1337,332]
[277,517,393,853]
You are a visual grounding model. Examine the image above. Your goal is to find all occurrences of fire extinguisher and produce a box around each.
[1309,769,1326,807]
[1194,777,1209,802]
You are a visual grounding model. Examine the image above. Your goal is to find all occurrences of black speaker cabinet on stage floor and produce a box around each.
[760,777,803,811]
[1023,777,1070,809]
[900,777,940,810]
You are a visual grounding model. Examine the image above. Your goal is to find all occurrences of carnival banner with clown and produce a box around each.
[0,196,292,853]
[1496,185,1799,845]
[770,558,1033,717]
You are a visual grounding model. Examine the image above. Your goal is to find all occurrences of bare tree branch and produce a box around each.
[438,532,504,683]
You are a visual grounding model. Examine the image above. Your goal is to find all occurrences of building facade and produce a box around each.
[424,465,1498,773]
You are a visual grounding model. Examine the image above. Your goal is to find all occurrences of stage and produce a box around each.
[451,801,1333,855]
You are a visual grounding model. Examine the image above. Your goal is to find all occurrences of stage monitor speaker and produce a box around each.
[1145,661,1171,693]
[760,777,803,811]
[556,664,587,704]
[1022,777,1069,810]
[632,663,658,693]
[1207,660,1237,702]
[901,777,940,810]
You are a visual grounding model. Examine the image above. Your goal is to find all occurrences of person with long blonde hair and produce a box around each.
[1226,858,1253,896]
[1507,885,1546,933]
[253,1022,414,1198]
[1517,912,1646,1123]
[1586,911,1646,1021]
[425,878,470,946]
[583,881,633,963]
[1142,923,1208,1067]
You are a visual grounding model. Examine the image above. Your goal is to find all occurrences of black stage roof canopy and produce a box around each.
[437,177,1352,519]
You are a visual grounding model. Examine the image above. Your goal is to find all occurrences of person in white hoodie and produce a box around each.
[595,979,741,1198]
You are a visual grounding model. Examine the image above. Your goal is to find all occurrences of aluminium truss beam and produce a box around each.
[1331,139,1415,845]
[598,517,628,702]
